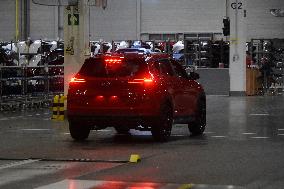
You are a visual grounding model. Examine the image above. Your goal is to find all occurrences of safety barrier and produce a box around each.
[51,95,66,120]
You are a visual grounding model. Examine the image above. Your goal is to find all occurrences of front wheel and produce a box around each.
[188,98,206,136]
[151,103,173,142]
[69,121,91,141]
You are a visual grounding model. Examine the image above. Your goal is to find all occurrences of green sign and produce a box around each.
[68,14,79,25]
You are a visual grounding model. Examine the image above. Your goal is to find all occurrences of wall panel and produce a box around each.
[0,0,284,42]
[90,0,137,41]
[141,0,225,34]
[30,2,58,40]
[0,0,15,41]
[247,0,284,40]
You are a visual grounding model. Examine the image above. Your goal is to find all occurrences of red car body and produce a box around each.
[67,52,206,141]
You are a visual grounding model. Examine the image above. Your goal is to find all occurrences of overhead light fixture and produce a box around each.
[270,9,284,17]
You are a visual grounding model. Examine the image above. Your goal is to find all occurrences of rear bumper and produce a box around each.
[67,93,161,116]
[67,105,160,115]
[67,100,161,125]
[67,114,156,126]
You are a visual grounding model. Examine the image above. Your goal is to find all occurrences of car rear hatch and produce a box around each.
[67,54,156,115]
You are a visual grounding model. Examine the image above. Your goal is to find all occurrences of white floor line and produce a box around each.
[0,159,40,170]
[278,129,284,131]
[211,135,227,138]
[251,136,269,139]
[35,179,245,189]
[204,131,215,134]
[242,132,256,135]
[249,113,269,116]
[172,134,186,137]
[20,129,51,131]
[278,134,284,136]
[92,130,112,132]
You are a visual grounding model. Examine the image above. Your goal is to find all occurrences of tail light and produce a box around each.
[128,78,153,84]
[105,57,124,64]
[70,77,86,83]
[143,78,154,83]
[128,72,155,85]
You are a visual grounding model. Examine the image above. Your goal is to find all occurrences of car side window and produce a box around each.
[155,59,174,76]
[171,60,188,79]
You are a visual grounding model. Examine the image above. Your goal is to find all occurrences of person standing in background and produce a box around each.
[246,51,252,68]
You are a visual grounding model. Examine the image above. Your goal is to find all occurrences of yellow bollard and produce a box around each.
[52,95,59,120]
[178,184,194,189]
[129,154,141,163]
[57,95,65,121]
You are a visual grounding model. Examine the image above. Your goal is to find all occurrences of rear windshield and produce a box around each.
[79,57,148,78]
[115,49,145,54]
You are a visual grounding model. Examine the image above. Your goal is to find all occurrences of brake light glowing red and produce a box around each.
[105,57,123,64]
[70,77,86,83]
[128,78,154,84]
[143,78,153,83]
[128,72,155,84]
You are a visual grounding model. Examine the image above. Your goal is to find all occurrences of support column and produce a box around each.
[23,0,30,40]
[58,1,64,39]
[228,0,247,96]
[18,0,30,40]
[64,0,90,95]
[136,0,141,40]
[15,0,19,41]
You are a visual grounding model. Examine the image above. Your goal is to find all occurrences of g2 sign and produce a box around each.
[231,2,243,10]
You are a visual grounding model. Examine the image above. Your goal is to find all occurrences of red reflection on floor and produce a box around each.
[88,181,159,189]
[89,181,126,189]
[68,180,76,189]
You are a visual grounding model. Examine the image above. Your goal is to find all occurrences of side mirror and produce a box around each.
[188,72,200,80]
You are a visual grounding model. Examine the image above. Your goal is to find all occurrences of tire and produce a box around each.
[69,121,90,141]
[188,98,206,136]
[151,103,173,142]
[114,126,130,134]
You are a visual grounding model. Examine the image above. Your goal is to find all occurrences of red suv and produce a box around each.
[67,53,206,141]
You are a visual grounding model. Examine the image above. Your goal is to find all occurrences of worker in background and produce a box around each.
[259,56,274,92]
[246,51,252,68]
